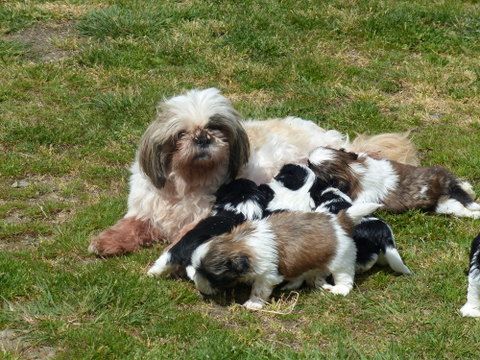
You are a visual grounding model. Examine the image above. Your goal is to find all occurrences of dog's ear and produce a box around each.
[138,122,173,189]
[227,254,250,275]
[209,113,250,181]
[227,122,250,181]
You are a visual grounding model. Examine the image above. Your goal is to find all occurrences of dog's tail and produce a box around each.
[382,247,411,275]
[345,203,383,225]
[147,251,173,277]
[348,132,419,166]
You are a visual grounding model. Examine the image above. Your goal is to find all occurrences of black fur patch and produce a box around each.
[274,164,308,191]
[469,233,480,270]
[312,187,352,214]
[169,210,245,268]
[353,217,394,267]
[448,182,475,206]
[214,179,271,217]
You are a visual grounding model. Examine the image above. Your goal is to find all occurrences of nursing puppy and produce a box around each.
[460,234,480,317]
[259,163,318,214]
[147,179,270,277]
[308,147,480,218]
[188,203,381,310]
[312,187,411,275]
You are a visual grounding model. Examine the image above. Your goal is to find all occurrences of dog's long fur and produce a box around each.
[189,203,380,310]
[308,147,480,218]
[89,88,419,256]
[460,234,480,317]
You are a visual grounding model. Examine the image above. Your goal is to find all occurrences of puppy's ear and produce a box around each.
[138,121,173,189]
[227,254,250,275]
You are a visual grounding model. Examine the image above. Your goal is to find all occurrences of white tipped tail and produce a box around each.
[346,203,383,224]
[383,247,411,275]
[147,252,173,277]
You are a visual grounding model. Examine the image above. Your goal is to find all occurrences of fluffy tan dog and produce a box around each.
[88,88,418,256]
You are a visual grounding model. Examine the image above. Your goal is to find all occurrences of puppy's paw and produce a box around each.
[467,203,480,212]
[460,303,480,318]
[147,264,164,277]
[243,299,264,310]
[322,284,351,296]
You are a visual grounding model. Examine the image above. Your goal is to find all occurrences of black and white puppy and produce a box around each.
[259,163,317,214]
[147,179,270,277]
[312,186,411,275]
[460,234,480,317]
[308,146,480,218]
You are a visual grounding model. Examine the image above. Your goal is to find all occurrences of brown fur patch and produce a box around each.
[88,217,164,256]
[197,222,256,281]
[268,212,337,279]
[383,162,459,212]
[309,148,363,198]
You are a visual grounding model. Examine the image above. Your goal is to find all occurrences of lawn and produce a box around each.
[1,0,480,358]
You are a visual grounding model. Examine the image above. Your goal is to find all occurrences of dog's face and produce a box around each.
[189,225,256,295]
[139,88,250,190]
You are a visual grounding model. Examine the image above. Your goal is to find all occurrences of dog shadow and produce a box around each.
[202,265,408,307]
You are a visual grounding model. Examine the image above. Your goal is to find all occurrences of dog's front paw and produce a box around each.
[460,303,480,318]
[243,299,264,310]
[322,284,351,296]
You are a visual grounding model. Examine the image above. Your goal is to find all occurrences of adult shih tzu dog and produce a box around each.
[88,88,419,256]
[308,147,480,218]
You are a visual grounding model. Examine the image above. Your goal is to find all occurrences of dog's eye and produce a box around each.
[175,131,186,140]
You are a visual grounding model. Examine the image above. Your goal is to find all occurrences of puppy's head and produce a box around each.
[214,178,271,219]
[139,88,250,190]
[273,163,316,191]
[189,226,255,295]
[308,147,359,194]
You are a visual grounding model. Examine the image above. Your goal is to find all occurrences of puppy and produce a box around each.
[259,163,318,214]
[460,234,480,317]
[308,147,480,218]
[187,203,381,310]
[147,179,269,277]
[313,186,411,275]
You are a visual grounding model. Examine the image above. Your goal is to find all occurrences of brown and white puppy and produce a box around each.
[308,147,480,218]
[88,88,419,256]
[187,203,381,310]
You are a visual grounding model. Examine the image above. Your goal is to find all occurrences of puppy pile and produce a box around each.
[149,146,480,314]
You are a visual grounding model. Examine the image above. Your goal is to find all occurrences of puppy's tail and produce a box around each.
[147,251,173,277]
[346,203,383,224]
[348,132,419,166]
[383,247,411,275]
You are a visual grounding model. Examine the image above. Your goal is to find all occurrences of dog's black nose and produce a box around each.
[194,134,211,147]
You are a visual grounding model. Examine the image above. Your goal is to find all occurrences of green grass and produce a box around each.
[1,0,480,358]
